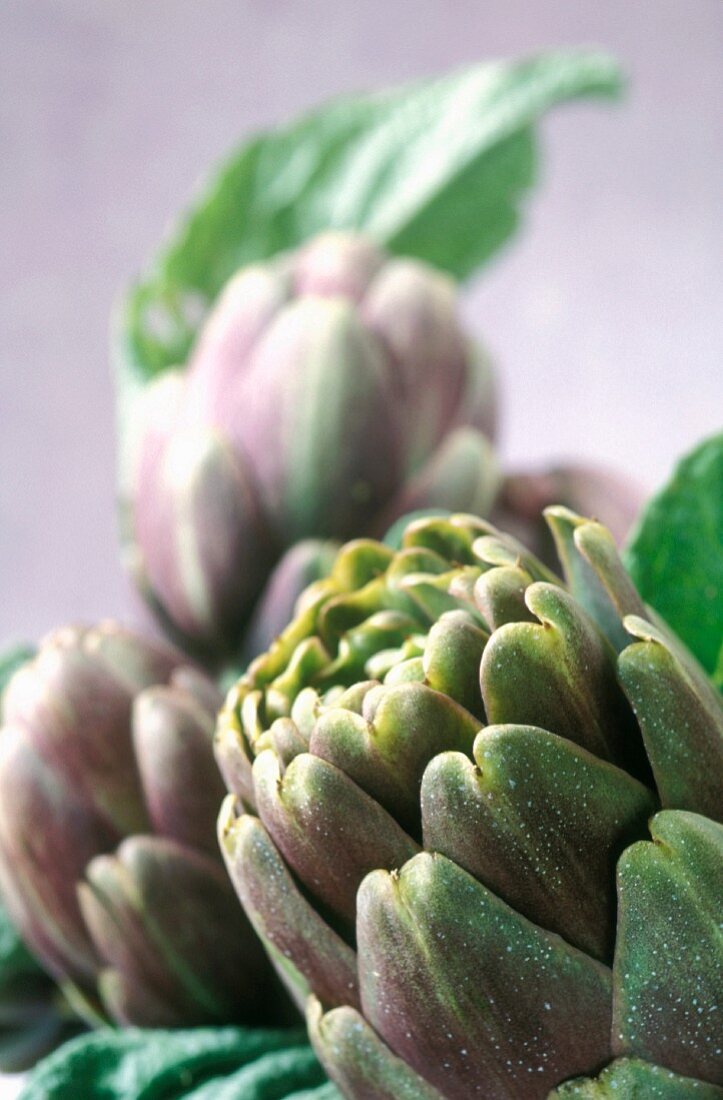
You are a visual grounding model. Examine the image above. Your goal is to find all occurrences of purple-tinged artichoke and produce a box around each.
[491,462,644,568]
[0,645,80,1073]
[240,540,341,666]
[217,509,723,1099]
[0,623,277,1030]
[127,232,497,662]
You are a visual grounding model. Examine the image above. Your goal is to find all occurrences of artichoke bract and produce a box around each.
[0,623,277,1030]
[491,463,643,569]
[127,231,496,661]
[216,509,723,1099]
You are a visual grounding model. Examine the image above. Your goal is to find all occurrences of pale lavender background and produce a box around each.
[1,0,721,650]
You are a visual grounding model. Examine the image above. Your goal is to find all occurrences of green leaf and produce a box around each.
[117,51,622,387]
[0,894,72,1073]
[624,432,723,684]
[19,1026,338,1100]
[0,897,40,997]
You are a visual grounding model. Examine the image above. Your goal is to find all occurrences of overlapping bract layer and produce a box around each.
[217,509,723,1099]
[0,623,276,1029]
[128,231,497,659]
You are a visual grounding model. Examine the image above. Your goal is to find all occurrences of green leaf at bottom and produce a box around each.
[19,1026,338,1100]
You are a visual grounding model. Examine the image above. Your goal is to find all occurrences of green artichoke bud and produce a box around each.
[217,509,723,1098]
[127,231,497,661]
[0,622,278,1030]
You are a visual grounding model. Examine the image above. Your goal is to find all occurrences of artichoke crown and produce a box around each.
[217,508,723,1099]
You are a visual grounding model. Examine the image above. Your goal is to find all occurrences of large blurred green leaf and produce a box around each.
[117,50,622,388]
[19,1026,339,1100]
[624,432,723,687]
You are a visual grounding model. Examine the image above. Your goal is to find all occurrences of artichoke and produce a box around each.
[127,231,497,661]
[491,463,643,568]
[217,509,723,1098]
[0,622,278,1030]
[0,645,78,1072]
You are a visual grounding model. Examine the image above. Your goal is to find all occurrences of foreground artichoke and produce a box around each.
[0,623,278,1030]
[127,231,497,661]
[217,509,723,1098]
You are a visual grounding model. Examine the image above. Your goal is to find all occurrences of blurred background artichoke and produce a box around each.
[0,623,282,1032]
[126,232,498,662]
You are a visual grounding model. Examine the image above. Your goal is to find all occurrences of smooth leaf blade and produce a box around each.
[624,432,723,682]
[388,127,535,275]
[118,50,623,386]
